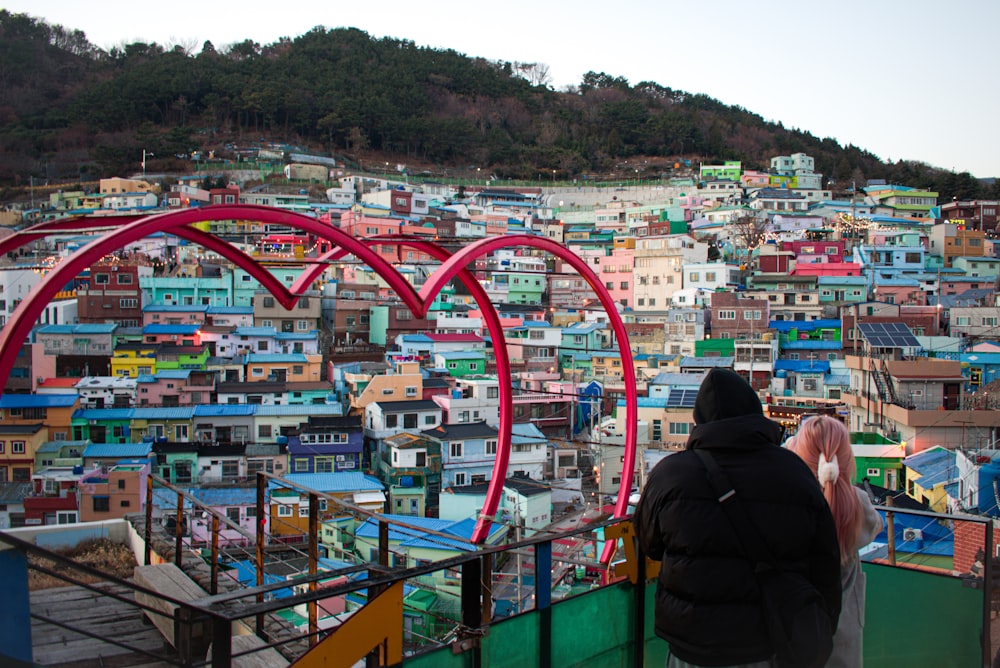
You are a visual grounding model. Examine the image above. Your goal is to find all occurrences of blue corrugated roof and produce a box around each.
[903,447,957,488]
[74,408,133,420]
[254,405,344,417]
[83,443,153,458]
[0,394,77,408]
[152,369,193,379]
[132,407,196,419]
[436,351,486,360]
[774,360,831,373]
[207,305,254,314]
[36,324,117,334]
[194,405,256,417]
[355,514,479,551]
[246,353,307,363]
[275,472,384,493]
[275,332,316,340]
[233,327,278,337]
[616,396,670,408]
[143,324,201,334]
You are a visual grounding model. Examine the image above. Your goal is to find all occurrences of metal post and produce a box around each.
[211,616,232,668]
[174,490,184,568]
[308,494,319,647]
[256,472,266,636]
[634,534,646,668]
[210,514,219,595]
[144,477,154,566]
[537,540,552,668]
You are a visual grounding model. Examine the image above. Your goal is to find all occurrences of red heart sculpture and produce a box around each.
[0,205,637,557]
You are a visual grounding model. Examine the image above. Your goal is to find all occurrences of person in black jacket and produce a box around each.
[634,368,841,667]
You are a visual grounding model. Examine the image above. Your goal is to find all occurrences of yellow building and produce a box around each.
[111,346,158,378]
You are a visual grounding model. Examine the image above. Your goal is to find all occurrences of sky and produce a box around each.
[11,0,1000,178]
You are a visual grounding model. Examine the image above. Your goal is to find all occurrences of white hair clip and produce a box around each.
[818,453,839,485]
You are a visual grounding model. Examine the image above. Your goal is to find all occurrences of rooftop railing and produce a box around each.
[0,480,993,668]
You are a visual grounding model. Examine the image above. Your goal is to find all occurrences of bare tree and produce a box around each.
[728,212,769,256]
[513,62,552,87]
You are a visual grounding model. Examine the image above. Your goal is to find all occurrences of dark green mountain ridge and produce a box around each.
[1,10,994,202]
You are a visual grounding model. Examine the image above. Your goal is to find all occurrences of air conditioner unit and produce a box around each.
[902,528,923,541]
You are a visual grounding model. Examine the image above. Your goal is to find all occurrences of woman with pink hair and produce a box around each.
[788,416,883,667]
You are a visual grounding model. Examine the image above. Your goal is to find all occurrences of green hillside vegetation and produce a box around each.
[0,10,994,201]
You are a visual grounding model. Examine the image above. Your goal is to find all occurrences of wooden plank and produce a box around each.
[30,584,180,668]
[132,563,211,662]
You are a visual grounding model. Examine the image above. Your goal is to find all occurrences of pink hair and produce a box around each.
[789,416,861,564]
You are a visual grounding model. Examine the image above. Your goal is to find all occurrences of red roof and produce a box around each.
[38,378,79,388]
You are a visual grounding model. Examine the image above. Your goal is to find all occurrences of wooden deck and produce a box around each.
[30,582,182,668]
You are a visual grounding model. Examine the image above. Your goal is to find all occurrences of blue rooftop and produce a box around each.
[1,394,77,408]
[245,353,308,363]
[774,360,831,373]
[903,447,957,488]
[143,324,201,335]
[233,327,278,337]
[83,443,153,459]
[36,324,117,335]
[436,351,486,360]
[194,405,256,417]
[274,472,384,493]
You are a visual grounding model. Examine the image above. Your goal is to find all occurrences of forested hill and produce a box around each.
[0,10,993,201]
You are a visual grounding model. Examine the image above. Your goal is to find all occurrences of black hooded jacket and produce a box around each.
[634,369,841,666]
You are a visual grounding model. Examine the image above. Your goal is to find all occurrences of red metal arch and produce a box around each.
[0,207,637,560]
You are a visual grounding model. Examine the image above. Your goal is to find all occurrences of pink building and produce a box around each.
[336,210,436,264]
[791,263,863,277]
[597,247,635,310]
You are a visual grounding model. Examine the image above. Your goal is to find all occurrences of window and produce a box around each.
[277,504,293,517]
[449,441,463,458]
[719,310,736,320]
[93,496,110,512]
[424,415,436,425]
[488,386,499,399]
[454,473,467,486]
[262,297,275,308]
[297,320,309,331]
[668,422,689,435]
[690,272,700,281]
[292,365,304,375]
[983,317,998,327]
[120,298,138,309]
[94,274,109,285]
[226,507,240,523]
[294,458,309,472]
[405,386,418,397]
[486,439,497,455]
[385,415,398,428]
[867,468,880,477]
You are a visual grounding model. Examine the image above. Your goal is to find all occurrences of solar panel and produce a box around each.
[666,388,698,408]
[857,322,921,349]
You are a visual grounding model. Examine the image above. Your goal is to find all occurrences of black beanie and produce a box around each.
[692,368,763,424]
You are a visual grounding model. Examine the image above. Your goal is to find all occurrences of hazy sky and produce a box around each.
[11,1,1000,177]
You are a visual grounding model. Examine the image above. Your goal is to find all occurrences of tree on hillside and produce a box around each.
[729,212,769,256]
